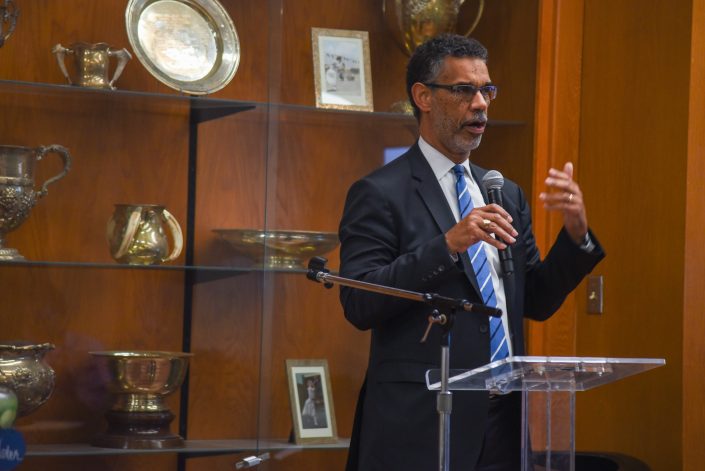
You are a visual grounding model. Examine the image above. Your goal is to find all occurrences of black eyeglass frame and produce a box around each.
[423,82,498,101]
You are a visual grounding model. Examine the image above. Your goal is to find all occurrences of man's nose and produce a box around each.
[470,90,489,110]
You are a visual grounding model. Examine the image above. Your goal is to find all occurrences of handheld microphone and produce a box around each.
[482,170,514,277]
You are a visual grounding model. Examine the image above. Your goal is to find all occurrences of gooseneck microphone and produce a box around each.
[482,170,514,277]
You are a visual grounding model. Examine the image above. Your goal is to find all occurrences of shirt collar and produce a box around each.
[418,136,471,180]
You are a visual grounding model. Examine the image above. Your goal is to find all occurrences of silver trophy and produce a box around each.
[53,42,132,90]
[383,0,485,113]
[0,145,71,260]
[107,204,183,265]
[383,0,485,56]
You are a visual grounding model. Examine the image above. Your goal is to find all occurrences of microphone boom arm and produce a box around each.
[306,256,501,318]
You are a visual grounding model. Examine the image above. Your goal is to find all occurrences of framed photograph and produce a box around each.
[286,359,338,444]
[311,27,374,112]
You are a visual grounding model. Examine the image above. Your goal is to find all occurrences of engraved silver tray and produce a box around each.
[125,0,240,95]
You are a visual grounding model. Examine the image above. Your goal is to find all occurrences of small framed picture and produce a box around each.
[286,359,338,444]
[311,27,374,112]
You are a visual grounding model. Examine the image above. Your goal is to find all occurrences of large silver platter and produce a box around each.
[125,0,240,95]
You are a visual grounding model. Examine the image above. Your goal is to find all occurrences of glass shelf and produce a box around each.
[0,78,526,127]
[0,260,336,285]
[0,259,315,274]
[0,78,253,112]
[26,438,350,457]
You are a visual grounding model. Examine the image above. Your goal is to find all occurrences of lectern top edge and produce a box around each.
[426,355,667,392]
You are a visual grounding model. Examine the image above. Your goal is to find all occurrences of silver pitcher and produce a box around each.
[52,42,132,90]
[107,204,183,265]
[0,145,71,261]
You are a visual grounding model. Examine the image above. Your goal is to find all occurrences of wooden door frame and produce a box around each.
[528,0,585,356]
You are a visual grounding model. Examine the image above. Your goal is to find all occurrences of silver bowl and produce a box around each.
[213,229,339,269]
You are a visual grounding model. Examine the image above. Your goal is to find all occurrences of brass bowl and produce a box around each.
[89,350,193,449]
[213,229,339,269]
[89,350,192,413]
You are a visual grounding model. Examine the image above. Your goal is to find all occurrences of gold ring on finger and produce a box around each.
[482,218,491,228]
[568,193,574,203]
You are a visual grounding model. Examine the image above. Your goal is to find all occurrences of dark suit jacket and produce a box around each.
[338,142,604,471]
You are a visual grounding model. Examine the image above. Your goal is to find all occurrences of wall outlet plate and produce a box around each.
[587,275,603,314]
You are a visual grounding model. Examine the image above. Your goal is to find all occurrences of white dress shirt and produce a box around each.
[418,137,513,357]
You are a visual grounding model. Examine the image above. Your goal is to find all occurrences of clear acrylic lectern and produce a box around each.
[426,356,665,471]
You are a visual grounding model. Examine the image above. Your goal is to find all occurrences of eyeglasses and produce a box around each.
[423,82,498,101]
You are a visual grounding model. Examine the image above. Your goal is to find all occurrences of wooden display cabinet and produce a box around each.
[0,1,538,469]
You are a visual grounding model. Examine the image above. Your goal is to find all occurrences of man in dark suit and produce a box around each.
[338,34,605,471]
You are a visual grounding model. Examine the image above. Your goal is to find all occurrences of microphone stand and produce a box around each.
[306,257,501,471]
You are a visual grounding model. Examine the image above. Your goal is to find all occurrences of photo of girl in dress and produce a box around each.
[296,373,327,429]
[286,360,337,444]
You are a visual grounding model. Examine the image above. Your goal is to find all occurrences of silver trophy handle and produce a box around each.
[35,145,72,197]
[108,47,132,89]
[161,209,183,262]
[162,208,184,262]
[51,43,73,85]
[113,207,142,261]
[0,0,19,47]
[459,0,485,37]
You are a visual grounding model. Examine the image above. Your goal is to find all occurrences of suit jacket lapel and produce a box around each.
[408,145,482,297]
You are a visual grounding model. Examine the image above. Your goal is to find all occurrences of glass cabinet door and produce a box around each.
[0,0,536,470]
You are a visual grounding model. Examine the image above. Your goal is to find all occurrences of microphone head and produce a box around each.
[482,170,504,191]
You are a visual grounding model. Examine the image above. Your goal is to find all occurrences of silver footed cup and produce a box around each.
[0,145,72,261]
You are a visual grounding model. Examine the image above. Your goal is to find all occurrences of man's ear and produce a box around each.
[411,82,432,114]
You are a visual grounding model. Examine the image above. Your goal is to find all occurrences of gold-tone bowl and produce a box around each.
[89,350,192,413]
[213,229,339,269]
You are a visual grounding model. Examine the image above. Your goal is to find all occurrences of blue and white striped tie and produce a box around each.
[453,164,509,362]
